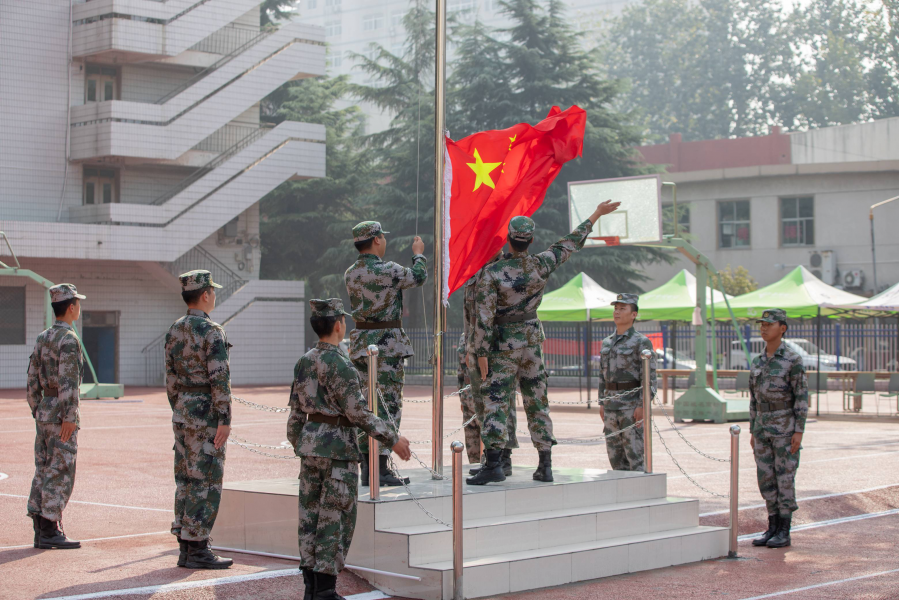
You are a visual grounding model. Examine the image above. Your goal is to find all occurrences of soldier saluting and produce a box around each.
[468,199,620,485]
[345,222,426,486]
[289,299,411,600]
[164,270,233,569]
[597,294,657,472]
[25,284,86,550]
[749,308,808,549]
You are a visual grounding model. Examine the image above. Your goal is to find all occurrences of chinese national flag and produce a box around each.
[442,105,587,304]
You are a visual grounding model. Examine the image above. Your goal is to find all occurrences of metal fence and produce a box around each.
[400,320,899,377]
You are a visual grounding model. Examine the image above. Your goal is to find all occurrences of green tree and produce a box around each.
[715,264,758,296]
[260,0,298,26]
[604,0,793,142]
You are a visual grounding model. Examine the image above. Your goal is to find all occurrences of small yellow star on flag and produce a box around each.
[466,148,502,191]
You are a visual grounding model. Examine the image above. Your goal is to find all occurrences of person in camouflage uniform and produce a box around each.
[25,283,85,550]
[468,200,620,485]
[164,270,233,569]
[344,221,426,486]
[597,294,657,472]
[462,251,519,476]
[289,298,411,600]
[456,331,481,464]
[749,308,808,549]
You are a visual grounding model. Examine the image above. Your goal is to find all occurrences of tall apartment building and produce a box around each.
[297,0,634,132]
[0,1,326,388]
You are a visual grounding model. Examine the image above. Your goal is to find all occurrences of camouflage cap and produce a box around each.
[508,216,536,241]
[309,298,351,318]
[179,269,223,292]
[757,308,788,324]
[611,293,639,307]
[352,221,389,243]
[49,283,86,303]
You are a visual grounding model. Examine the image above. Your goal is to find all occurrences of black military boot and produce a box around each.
[37,516,81,549]
[31,514,40,548]
[360,453,370,487]
[533,450,554,482]
[466,449,505,485]
[313,572,345,600]
[501,449,513,476]
[752,515,779,547]
[302,567,315,600]
[176,536,188,567]
[469,453,486,475]
[766,515,792,548]
[184,539,233,569]
[379,455,410,486]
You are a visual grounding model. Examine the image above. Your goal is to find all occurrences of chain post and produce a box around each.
[729,424,741,557]
[641,349,653,474]
[367,345,380,499]
[451,440,464,600]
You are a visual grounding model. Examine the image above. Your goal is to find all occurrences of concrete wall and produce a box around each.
[641,168,899,295]
[791,117,899,164]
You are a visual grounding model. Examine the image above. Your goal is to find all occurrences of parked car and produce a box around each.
[728,338,857,371]
[590,348,710,370]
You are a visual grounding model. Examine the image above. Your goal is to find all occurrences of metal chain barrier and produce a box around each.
[651,418,728,498]
[228,437,300,460]
[651,397,730,463]
[233,395,288,413]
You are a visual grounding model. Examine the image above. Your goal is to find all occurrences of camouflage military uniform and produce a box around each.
[597,302,657,472]
[345,221,427,456]
[26,285,86,523]
[472,218,594,452]
[456,333,481,464]
[461,260,518,464]
[749,323,808,519]
[165,272,232,543]
[288,299,399,577]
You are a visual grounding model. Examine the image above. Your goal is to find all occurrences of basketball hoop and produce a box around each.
[589,236,620,246]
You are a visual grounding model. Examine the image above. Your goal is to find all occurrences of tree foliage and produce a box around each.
[716,264,759,296]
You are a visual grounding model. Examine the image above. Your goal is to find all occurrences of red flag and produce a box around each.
[442,105,587,304]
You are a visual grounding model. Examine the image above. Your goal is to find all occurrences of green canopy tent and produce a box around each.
[537,272,618,404]
[712,265,866,415]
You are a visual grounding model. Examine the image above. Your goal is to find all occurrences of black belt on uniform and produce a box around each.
[354,320,402,330]
[42,387,59,398]
[605,381,640,391]
[494,311,538,325]
[757,400,793,412]
[308,413,354,427]
[178,384,212,394]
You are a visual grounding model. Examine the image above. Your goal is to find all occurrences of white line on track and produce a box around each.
[669,449,899,481]
[39,568,392,600]
[0,472,7,482]
[700,482,899,517]
[737,507,899,541]
[738,567,899,599]
[0,493,169,512]
[0,531,170,550]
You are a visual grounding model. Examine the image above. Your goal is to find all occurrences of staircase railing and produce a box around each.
[150,123,272,205]
[155,24,276,105]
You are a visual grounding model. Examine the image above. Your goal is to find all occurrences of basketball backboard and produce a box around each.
[568,174,663,247]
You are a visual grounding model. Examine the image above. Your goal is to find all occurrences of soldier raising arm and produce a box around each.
[289,299,411,600]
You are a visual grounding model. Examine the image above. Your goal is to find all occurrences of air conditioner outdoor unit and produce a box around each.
[808,250,836,284]
[842,269,864,289]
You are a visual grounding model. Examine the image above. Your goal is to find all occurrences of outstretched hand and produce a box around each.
[412,236,425,255]
[589,200,621,224]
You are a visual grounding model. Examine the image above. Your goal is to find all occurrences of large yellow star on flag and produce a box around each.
[466,148,502,191]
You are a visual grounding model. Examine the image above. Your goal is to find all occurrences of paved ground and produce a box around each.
[1,385,897,600]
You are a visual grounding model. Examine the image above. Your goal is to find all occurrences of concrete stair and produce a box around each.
[348,467,728,599]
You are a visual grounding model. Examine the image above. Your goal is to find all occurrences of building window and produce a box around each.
[363,13,384,31]
[306,0,317,8]
[326,52,343,68]
[85,65,118,103]
[83,168,118,205]
[781,196,814,246]
[718,199,750,248]
[662,203,690,236]
[391,11,405,28]
[324,0,341,13]
[223,216,239,238]
[325,19,341,36]
[449,0,477,13]
[0,287,26,345]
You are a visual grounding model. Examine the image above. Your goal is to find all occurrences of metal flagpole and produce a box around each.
[431,0,448,478]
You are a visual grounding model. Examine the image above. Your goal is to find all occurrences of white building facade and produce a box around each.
[637,121,899,296]
[0,0,326,387]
